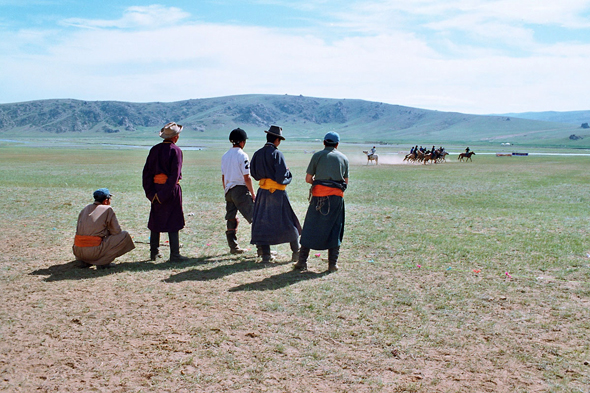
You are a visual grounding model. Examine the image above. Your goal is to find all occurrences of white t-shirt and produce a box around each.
[221,147,250,194]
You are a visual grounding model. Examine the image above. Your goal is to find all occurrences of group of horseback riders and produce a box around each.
[404,145,448,164]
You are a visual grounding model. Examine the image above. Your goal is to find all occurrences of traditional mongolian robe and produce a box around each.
[250,143,301,246]
[300,146,349,250]
[72,202,135,265]
[142,141,185,232]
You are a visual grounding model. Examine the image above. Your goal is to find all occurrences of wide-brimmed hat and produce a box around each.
[159,122,183,139]
[265,125,285,140]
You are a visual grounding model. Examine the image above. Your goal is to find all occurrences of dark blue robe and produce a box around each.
[250,143,301,245]
[300,196,345,250]
[142,141,185,232]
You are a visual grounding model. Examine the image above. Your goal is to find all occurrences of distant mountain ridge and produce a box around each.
[0,94,585,144]
[500,110,590,125]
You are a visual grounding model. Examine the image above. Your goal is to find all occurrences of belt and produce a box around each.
[74,235,102,247]
[154,174,168,184]
[312,184,344,197]
[154,174,180,185]
[259,178,286,193]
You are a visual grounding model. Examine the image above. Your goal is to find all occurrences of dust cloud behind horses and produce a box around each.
[350,154,407,165]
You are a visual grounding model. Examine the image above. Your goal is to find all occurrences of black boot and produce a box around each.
[259,245,274,263]
[328,246,340,272]
[290,240,300,262]
[293,246,310,271]
[150,231,162,261]
[168,231,189,262]
[226,230,245,254]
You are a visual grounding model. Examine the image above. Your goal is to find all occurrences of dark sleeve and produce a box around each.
[250,150,261,181]
[142,150,156,201]
[273,150,292,185]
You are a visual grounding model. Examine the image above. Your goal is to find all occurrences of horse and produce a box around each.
[458,151,476,162]
[403,152,417,162]
[362,151,379,165]
[422,153,435,164]
[437,151,449,163]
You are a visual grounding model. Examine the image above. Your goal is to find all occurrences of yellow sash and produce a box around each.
[259,178,286,193]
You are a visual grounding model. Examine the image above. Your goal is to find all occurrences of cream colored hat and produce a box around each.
[159,122,183,139]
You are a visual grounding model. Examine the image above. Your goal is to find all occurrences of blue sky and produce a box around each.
[1,0,590,114]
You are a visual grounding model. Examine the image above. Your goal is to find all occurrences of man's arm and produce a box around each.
[244,174,256,201]
[106,209,122,236]
[222,174,225,189]
[305,173,314,184]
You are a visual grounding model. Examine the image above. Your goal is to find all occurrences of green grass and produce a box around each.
[1,142,590,392]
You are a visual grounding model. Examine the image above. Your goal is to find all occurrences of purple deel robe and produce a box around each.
[142,141,185,232]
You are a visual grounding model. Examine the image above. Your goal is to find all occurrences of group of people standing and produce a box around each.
[72,122,349,273]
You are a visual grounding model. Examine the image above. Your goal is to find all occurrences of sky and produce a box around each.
[1,0,590,114]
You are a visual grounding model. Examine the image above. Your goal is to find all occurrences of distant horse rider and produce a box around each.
[465,147,470,154]
[369,146,376,158]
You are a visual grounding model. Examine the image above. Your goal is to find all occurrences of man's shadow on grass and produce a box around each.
[228,269,330,292]
[163,259,281,283]
[29,255,241,282]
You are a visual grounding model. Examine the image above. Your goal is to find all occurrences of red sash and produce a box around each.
[312,184,344,197]
[74,235,102,247]
[154,174,168,184]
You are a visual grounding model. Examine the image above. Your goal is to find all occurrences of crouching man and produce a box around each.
[72,188,135,269]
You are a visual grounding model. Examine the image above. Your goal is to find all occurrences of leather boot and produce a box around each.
[293,246,309,271]
[226,231,245,254]
[150,231,162,261]
[290,240,300,262]
[328,246,340,272]
[169,231,189,262]
[259,245,275,263]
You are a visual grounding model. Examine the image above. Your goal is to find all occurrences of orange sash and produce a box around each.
[74,235,102,247]
[154,174,168,184]
[259,178,287,193]
[312,184,344,197]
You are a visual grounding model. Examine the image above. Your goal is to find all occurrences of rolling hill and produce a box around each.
[501,110,590,125]
[0,94,587,146]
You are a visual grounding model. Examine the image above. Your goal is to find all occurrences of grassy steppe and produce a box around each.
[1,143,589,392]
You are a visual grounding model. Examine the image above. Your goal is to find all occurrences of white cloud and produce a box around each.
[2,3,590,113]
[60,5,190,29]
[329,0,590,43]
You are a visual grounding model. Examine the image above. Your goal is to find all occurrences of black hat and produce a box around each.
[229,128,248,144]
[265,125,285,140]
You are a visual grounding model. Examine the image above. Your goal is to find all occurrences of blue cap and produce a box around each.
[324,131,340,143]
[93,188,112,202]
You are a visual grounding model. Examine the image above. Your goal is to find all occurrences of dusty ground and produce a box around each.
[2,150,590,392]
[2,225,589,392]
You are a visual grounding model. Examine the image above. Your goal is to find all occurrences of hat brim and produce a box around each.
[159,124,183,139]
[265,130,285,140]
